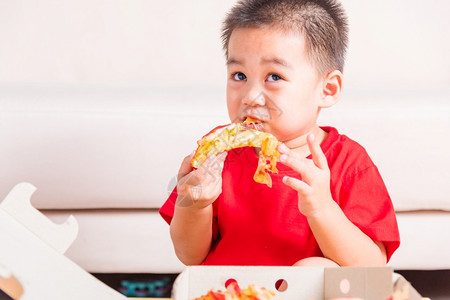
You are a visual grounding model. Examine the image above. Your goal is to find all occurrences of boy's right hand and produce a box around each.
[175,151,227,209]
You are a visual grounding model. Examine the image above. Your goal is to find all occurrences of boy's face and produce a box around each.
[226,27,325,149]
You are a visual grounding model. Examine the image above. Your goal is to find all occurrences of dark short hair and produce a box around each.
[222,0,349,75]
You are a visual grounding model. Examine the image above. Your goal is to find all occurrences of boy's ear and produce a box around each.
[319,70,343,108]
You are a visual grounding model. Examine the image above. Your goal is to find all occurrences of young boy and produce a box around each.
[160,0,400,267]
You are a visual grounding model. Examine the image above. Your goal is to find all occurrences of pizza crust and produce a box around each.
[191,122,281,187]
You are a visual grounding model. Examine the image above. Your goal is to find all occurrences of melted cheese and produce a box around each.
[191,123,281,187]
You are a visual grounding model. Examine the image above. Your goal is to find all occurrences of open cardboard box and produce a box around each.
[172,266,425,300]
[0,183,170,299]
[0,183,129,299]
[0,183,425,300]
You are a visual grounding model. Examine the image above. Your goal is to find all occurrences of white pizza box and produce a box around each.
[172,265,425,300]
[0,183,424,300]
[0,182,127,300]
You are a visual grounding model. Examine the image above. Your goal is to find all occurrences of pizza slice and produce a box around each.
[192,281,276,300]
[191,118,281,187]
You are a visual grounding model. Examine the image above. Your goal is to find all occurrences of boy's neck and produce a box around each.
[285,126,328,158]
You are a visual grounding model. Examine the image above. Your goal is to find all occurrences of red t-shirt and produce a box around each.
[160,127,400,265]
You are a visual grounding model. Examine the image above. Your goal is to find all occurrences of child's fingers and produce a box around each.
[197,152,227,184]
[191,152,227,201]
[278,144,311,176]
[278,141,325,184]
[307,134,328,170]
[282,176,310,194]
[278,143,290,155]
[177,151,196,181]
[176,152,227,207]
[279,152,308,176]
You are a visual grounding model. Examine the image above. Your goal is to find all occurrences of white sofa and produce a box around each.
[1,0,449,275]
[1,85,449,274]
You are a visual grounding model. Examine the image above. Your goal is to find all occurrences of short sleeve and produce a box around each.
[338,166,400,262]
[159,187,177,225]
[159,187,220,242]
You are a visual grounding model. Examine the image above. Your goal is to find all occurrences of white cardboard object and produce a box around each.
[0,182,126,300]
[172,265,394,300]
[0,183,424,300]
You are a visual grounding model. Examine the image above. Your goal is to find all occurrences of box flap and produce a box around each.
[392,273,423,300]
[324,267,393,300]
[172,266,325,300]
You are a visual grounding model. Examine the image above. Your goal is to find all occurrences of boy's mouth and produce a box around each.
[242,116,264,131]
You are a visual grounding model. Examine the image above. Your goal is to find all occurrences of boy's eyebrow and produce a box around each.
[261,57,293,69]
[226,57,242,66]
[226,57,292,69]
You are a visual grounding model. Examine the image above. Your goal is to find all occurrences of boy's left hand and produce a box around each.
[278,134,334,218]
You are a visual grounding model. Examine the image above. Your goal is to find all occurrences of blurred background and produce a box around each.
[1,0,449,91]
[1,1,449,299]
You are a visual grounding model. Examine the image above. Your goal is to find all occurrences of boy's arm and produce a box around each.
[170,204,214,265]
[306,201,387,266]
[279,135,387,266]
[169,152,226,265]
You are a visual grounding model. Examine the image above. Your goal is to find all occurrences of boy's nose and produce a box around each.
[242,85,266,106]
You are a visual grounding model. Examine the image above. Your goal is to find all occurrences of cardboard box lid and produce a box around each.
[0,183,127,299]
[172,266,394,300]
[325,267,392,300]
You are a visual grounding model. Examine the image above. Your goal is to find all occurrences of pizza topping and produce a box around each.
[242,116,264,131]
[191,121,281,187]
[192,281,276,300]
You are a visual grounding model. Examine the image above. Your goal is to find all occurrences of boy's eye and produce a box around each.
[233,72,247,81]
[267,74,282,82]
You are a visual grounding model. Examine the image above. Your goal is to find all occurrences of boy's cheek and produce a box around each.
[226,98,241,121]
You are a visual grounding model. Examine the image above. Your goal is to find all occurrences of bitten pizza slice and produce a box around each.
[192,281,276,300]
[191,118,281,187]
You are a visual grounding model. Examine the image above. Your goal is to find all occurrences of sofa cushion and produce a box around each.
[319,90,450,212]
[388,211,450,270]
[0,86,228,209]
[1,86,449,212]
[41,209,185,273]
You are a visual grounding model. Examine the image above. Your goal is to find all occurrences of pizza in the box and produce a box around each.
[191,118,281,188]
[192,281,276,300]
